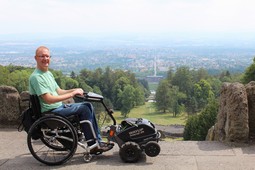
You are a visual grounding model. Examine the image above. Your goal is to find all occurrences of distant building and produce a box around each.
[146,56,164,83]
[145,75,163,83]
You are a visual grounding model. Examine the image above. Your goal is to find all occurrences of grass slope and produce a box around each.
[113,102,187,126]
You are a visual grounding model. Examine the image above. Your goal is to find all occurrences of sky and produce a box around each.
[0,0,255,40]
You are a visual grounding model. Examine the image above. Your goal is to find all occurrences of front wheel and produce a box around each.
[119,142,142,163]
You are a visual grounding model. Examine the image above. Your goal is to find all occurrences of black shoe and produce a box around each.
[90,142,113,154]
[90,147,103,155]
[90,145,112,155]
[100,141,115,147]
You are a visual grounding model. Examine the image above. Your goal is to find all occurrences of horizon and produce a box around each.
[1,32,255,49]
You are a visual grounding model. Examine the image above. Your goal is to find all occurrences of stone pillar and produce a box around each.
[0,86,21,125]
[245,81,255,139]
[214,82,249,142]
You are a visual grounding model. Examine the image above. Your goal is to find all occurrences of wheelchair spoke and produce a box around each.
[27,116,78,165]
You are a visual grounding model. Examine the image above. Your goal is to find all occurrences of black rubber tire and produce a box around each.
[144,141,160,157]
[27,115,78,166]
[119,142,142,163]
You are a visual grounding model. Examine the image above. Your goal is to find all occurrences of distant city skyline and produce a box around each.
[0,0,255,41]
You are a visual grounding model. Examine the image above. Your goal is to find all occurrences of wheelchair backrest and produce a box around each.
[29,95,80,127]
[30,95,42,119]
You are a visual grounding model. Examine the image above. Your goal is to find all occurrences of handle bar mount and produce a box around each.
[75,92,116,125]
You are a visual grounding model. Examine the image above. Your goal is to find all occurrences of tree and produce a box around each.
[70,71,76,79]
[90,68,103,88]
[168,86,186,117]
[185,96,198,114]
[112,77,130,109]
[219,70,232,82]
[120,85,135,117]
[242,57,255,84]
[192,68,209,82]
[75,76,92,92]
[155,80,171,113]
[172,66,193,95]
[138,79,150,98]
[207,77,222,97]
[8,70,31,92]
[166,67,174,82]
[52,70,66,88]
[0,65,10,85]
[79,68,93,85]
[92,85,104,121]
[183,99,219,141]
[193,79,215,111]
[134,85,145,106]
[101,67,115,101]
[65,77,79,89]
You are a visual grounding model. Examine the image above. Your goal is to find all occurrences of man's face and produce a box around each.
[35,48,51,71]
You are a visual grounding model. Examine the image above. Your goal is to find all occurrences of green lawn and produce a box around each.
[148,83,158,91]
[112,102,187,126]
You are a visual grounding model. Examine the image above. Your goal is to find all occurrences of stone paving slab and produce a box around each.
[1,128,255,170]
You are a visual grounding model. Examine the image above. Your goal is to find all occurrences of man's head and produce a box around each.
[35,46,51,72]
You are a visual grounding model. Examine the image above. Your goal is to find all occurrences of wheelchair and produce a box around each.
[27,92,161,165]
[27,92,115,166]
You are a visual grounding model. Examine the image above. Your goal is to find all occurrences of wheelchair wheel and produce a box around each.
[27,115,78,165]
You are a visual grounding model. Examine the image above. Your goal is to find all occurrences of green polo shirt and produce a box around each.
[29,69,62,113]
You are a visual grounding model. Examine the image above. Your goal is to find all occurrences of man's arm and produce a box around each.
[57,88,83,95]
[41,88,84,104]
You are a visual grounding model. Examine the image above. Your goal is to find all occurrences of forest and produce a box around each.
[1,57,255,140]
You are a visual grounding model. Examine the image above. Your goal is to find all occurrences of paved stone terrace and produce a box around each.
[1,128,255,170]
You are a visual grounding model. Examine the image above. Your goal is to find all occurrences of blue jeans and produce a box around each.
[51,102,102,145]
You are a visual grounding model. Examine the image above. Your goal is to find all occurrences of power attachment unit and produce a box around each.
[108,118,161,163]
[79,92,161,163]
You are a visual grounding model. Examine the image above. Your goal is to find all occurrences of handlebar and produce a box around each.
[75,92,116,125]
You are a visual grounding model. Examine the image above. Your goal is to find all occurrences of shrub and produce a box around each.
[183,99,218,140]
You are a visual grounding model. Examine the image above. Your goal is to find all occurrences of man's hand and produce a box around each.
[71,88,84,97]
